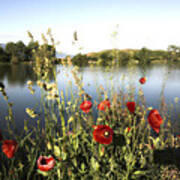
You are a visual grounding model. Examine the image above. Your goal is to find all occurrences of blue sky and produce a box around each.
[1,0,180,54]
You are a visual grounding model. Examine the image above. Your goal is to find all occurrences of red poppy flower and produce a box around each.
[126,102,136,113]
[148,109,163,133]
[0,130,3,141]
[177,135,180,139]
[37,156,55,172]
[2,140,18,158]
[80,100,92,113]
[93,125,113,145]
[97,100,111,111]
[139,77,146,84]
[127,127,131,132]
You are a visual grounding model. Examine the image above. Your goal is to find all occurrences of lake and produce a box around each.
[0,63,180,136]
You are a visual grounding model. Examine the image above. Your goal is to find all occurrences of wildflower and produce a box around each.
[127,127,131,132]
[177,135,180,139]
[26,108,38,118]
[125,127,131,134]
[2,140,18,158]
[97,100,111,111]
[139,77,146,84]
[37,156,55,172]
[0,130,3,141]
[93,125,113,145]
[126,102,136,113]
[27,80,33,86]
[43,83,48,91]
[80,101,92,113]
[37,80,43,87]
[148,109,163,133]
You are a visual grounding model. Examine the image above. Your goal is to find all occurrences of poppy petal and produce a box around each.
[126,102,136,113]
[80,101,92,113]
[97,100,111,111]
[93,125,113,145]
[139,77,146,84]
[37,156,55,172]
[148,109,163,133]
[2,140,18,158]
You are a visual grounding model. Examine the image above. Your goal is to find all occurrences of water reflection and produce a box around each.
[0,63,180,136]
[0,64,36,86]
[0,64,56,86]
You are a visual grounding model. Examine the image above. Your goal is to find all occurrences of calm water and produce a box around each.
[0,63,180,136]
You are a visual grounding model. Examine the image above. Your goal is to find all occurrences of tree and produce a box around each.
[5,42,17,56]
[134,47,151,65]
[167,45,180,61]
[0,47,10,62]
[118,51,131,65]
[71,53,89,66]
[25,41,39,61]
[16,41,26,61]
[5,41,26,63]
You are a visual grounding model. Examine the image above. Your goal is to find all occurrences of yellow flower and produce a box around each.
[27,80,33,86]
[25,108,38,118]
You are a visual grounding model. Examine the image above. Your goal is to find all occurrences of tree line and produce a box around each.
[0,41,56,64]
[69,45,180,66]
[0,40,180,66]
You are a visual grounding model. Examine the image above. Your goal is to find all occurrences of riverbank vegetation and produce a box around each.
[0,30,180,179]
[1,35,180,66]
[69,45,180,66]
[0,33,56,64]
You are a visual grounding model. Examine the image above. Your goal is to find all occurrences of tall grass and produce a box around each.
[0,29,180,179]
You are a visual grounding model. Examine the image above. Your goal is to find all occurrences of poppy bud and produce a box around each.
[139,77,146,84]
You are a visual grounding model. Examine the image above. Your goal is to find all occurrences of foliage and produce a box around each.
[167,45,180,62]
[0,38,55,64]
[0,30,180,179]
[0,47,9,63]
[25,41,39,61]
[67,47,172,67]
[1,38,180,66]
[5,41,27,63]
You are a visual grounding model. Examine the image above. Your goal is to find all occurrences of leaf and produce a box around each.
[68,116,74,124]
[91,157,100,171]
[47,142,52,150]
[131,170,148,179]
[133,170,146,175]
[57,169,61,178]
[24,125,28,132]
[19,131,33,147]
[37,169,49,176]
[54,145,61,157]
[81,163,85,172]
[25,108,38,118]
[61,151,67,160]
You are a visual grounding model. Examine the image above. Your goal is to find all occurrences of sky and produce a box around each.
[1,0,180,54]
